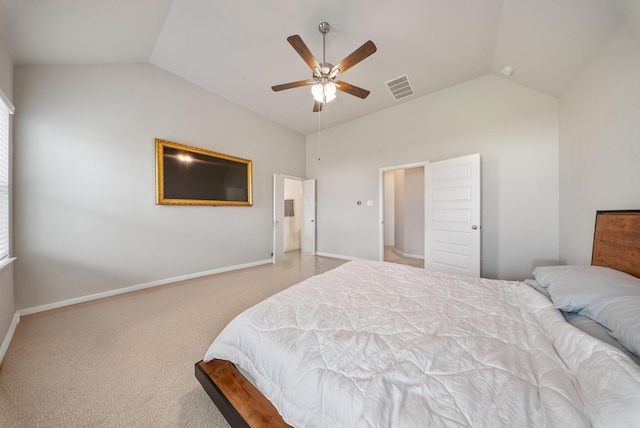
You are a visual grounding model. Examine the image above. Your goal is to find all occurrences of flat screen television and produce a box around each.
[155,138,253,206]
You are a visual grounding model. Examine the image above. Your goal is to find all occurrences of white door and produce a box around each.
[273,174,285,263]
[425,153,481,277]
[301,179,316,254]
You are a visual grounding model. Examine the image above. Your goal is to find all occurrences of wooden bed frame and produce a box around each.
[591,210,640,278]
[195,359,291,428]
[195,209,640,428]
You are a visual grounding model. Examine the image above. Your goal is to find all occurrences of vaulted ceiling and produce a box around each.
[1,0,638,135]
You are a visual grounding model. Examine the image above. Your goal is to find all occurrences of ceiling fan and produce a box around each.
[271,22,377,112]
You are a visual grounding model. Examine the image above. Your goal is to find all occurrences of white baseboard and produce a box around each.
[391,248,424,260]
[0,259,272,365]
[0,312,20,366]
[19,259,273,316]
[315,252,357,261]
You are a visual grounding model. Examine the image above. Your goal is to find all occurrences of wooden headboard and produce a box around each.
[592,210,640,278]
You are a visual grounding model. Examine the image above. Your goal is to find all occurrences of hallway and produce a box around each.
[384,246,424,268]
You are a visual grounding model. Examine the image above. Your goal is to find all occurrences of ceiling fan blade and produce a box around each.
[331,40,377,75]
[271,79,314,92]
[313,100,323,112]
[336,81,370,99]
[287,35,320,71]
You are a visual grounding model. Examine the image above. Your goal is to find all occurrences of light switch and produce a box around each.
[367,200,374,207]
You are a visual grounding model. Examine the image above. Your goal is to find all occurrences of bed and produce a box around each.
[195,210,640,427]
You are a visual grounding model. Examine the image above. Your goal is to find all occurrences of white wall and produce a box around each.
[0,33,14,359]
[403,167,424,257]
[393,170,405,254]
[383,171,394,246]
[0,41,11,102]
[559,7,640,264]
[13,64,305,309]
[307,74,560,280]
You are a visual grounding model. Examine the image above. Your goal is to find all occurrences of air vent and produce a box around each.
[385,74,414,100]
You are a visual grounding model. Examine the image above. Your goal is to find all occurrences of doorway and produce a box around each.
[379,153,481,276]
[273,174,316,263]
[379,162,428,268]
[283,178,302,252]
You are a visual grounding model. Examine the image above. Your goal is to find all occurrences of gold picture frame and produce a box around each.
[155,139,253,206]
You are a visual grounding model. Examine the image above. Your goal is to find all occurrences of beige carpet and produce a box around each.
[0,252,346,427]
[384,246,424,268]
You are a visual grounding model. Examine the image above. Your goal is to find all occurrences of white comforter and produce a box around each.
[204,259,640,427]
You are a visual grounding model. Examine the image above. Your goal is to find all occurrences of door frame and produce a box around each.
[378,161,429,261]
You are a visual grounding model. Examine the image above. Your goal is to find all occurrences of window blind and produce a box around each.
[0,95,11,260]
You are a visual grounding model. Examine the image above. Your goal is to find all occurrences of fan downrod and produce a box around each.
[316,22,333,77]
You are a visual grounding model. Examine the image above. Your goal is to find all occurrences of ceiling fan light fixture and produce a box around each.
[325,82,336,98]
[272,22,376,111]
[311,83,324,101]
[311,82,337,104]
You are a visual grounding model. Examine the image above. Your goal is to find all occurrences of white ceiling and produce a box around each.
[0,0,638,135]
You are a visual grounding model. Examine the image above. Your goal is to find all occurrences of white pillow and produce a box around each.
[579,296,640,358]
[532,265,640,312]
[523,279,550,298]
